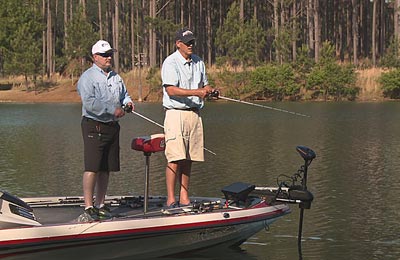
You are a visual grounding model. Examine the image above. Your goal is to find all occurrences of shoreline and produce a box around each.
[0,67,388,103]
[0,89,390,103]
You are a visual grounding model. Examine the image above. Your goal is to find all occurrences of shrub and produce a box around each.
[306,42,358,101]
[250,64,300,100]
[379,69,400,99]
[215,69,251,98]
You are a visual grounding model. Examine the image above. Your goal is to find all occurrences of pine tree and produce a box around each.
[1,0,42,86]
[64,5,97,75]
[215,2,266,67]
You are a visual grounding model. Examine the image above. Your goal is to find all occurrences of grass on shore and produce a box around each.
[0,67,387,103]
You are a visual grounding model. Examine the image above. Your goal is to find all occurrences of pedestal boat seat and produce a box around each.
[131,134,165,213]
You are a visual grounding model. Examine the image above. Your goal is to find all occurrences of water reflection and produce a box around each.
[1,102,400,260]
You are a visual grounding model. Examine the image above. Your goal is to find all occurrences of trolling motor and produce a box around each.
[254,146,315,205]
[289,146,315,209]
[253,146,315,259]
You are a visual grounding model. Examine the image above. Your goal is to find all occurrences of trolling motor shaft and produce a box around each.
[295,145,315,259]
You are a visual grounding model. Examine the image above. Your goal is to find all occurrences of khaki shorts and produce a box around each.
[163,109,204,162]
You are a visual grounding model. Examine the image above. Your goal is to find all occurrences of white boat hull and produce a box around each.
[0,195,290,260]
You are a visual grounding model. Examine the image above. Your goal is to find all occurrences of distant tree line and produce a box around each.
[1,0,400,100]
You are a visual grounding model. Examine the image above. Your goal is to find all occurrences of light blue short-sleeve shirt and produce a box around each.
[161,50,209,109]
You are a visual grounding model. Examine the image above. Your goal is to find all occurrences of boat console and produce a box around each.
[221,182,255,207]
[0,190,41,229]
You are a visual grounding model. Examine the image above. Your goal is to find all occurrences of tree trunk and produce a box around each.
[273,0,280,63]
[379,0,385,56]
[80,0,86,15]
[338,1,344,61]
[149,0,156,67]
[114,0,120,72]
[64,0,68,50]
[131,0,135,70]
[206,0,212,65]
[98,0,103,39]
[46,0,52,78]
[240,0,244,21]
[292,0,297,62]
[307,0,314,57]
[42,0,46,77]
[314,0,319,63]
[254,0,257,19]
[395,0,400,42]
[346,3,351,62]
[372,0,377,66]
[180,0,184,25]
[352,0,358,66]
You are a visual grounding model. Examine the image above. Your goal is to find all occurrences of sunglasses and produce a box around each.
[182,40,195,46]
[96,52,113,58]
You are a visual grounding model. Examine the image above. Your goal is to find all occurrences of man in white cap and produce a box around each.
[77,40,134,221]
[161,28,217,209]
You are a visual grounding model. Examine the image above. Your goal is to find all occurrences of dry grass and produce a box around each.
[0,67,389,103]
[356,67,386,101]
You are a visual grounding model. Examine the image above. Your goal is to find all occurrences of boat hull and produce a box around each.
[0,196,290,260]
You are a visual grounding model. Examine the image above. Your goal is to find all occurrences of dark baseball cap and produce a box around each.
[175,28,195,43]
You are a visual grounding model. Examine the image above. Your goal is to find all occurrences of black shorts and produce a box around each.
[81,117,120,172]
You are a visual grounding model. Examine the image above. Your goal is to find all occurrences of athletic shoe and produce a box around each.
[96,205,113,220]
[83,207,100,221]
[167,202,179,209]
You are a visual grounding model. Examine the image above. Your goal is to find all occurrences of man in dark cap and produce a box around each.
[161,28,217,209]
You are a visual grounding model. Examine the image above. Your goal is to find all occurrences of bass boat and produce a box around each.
[0,134,315,260]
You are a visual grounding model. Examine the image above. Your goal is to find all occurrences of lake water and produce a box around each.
[0,101,400,260]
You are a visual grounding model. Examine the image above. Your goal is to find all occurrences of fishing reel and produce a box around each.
[122,104,133,113]
[208,89,220,98]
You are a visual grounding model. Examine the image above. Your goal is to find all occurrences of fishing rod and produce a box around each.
[128,109,217,156]
[209,91,311,118]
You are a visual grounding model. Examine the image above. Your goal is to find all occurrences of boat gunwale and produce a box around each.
[0,202,290,246]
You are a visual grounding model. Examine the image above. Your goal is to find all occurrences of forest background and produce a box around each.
[2,0,400,103]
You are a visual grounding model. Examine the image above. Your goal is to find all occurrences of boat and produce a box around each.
[0,134,315,260]
[0,83,12,91]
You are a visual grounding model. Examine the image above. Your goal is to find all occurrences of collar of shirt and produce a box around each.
[93,63,112,77]
[175,50,192,66]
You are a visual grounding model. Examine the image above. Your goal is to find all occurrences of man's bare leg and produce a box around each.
[166,162,179,206]
[83,171,97,208]
[178,160,192,205]
[95,171,109,207]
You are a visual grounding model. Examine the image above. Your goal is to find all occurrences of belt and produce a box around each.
[83,117,118,126]
[164,107,199,112]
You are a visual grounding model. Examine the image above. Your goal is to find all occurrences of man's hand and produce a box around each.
[114,107,125,118]
[197,88,211,99]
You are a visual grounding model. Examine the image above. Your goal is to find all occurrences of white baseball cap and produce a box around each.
[91,40,117,55]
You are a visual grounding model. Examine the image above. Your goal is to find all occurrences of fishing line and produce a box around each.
[130,110,216,156]
[217,95,311,118]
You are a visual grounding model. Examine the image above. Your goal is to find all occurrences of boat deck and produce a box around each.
[26,195,236,225]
